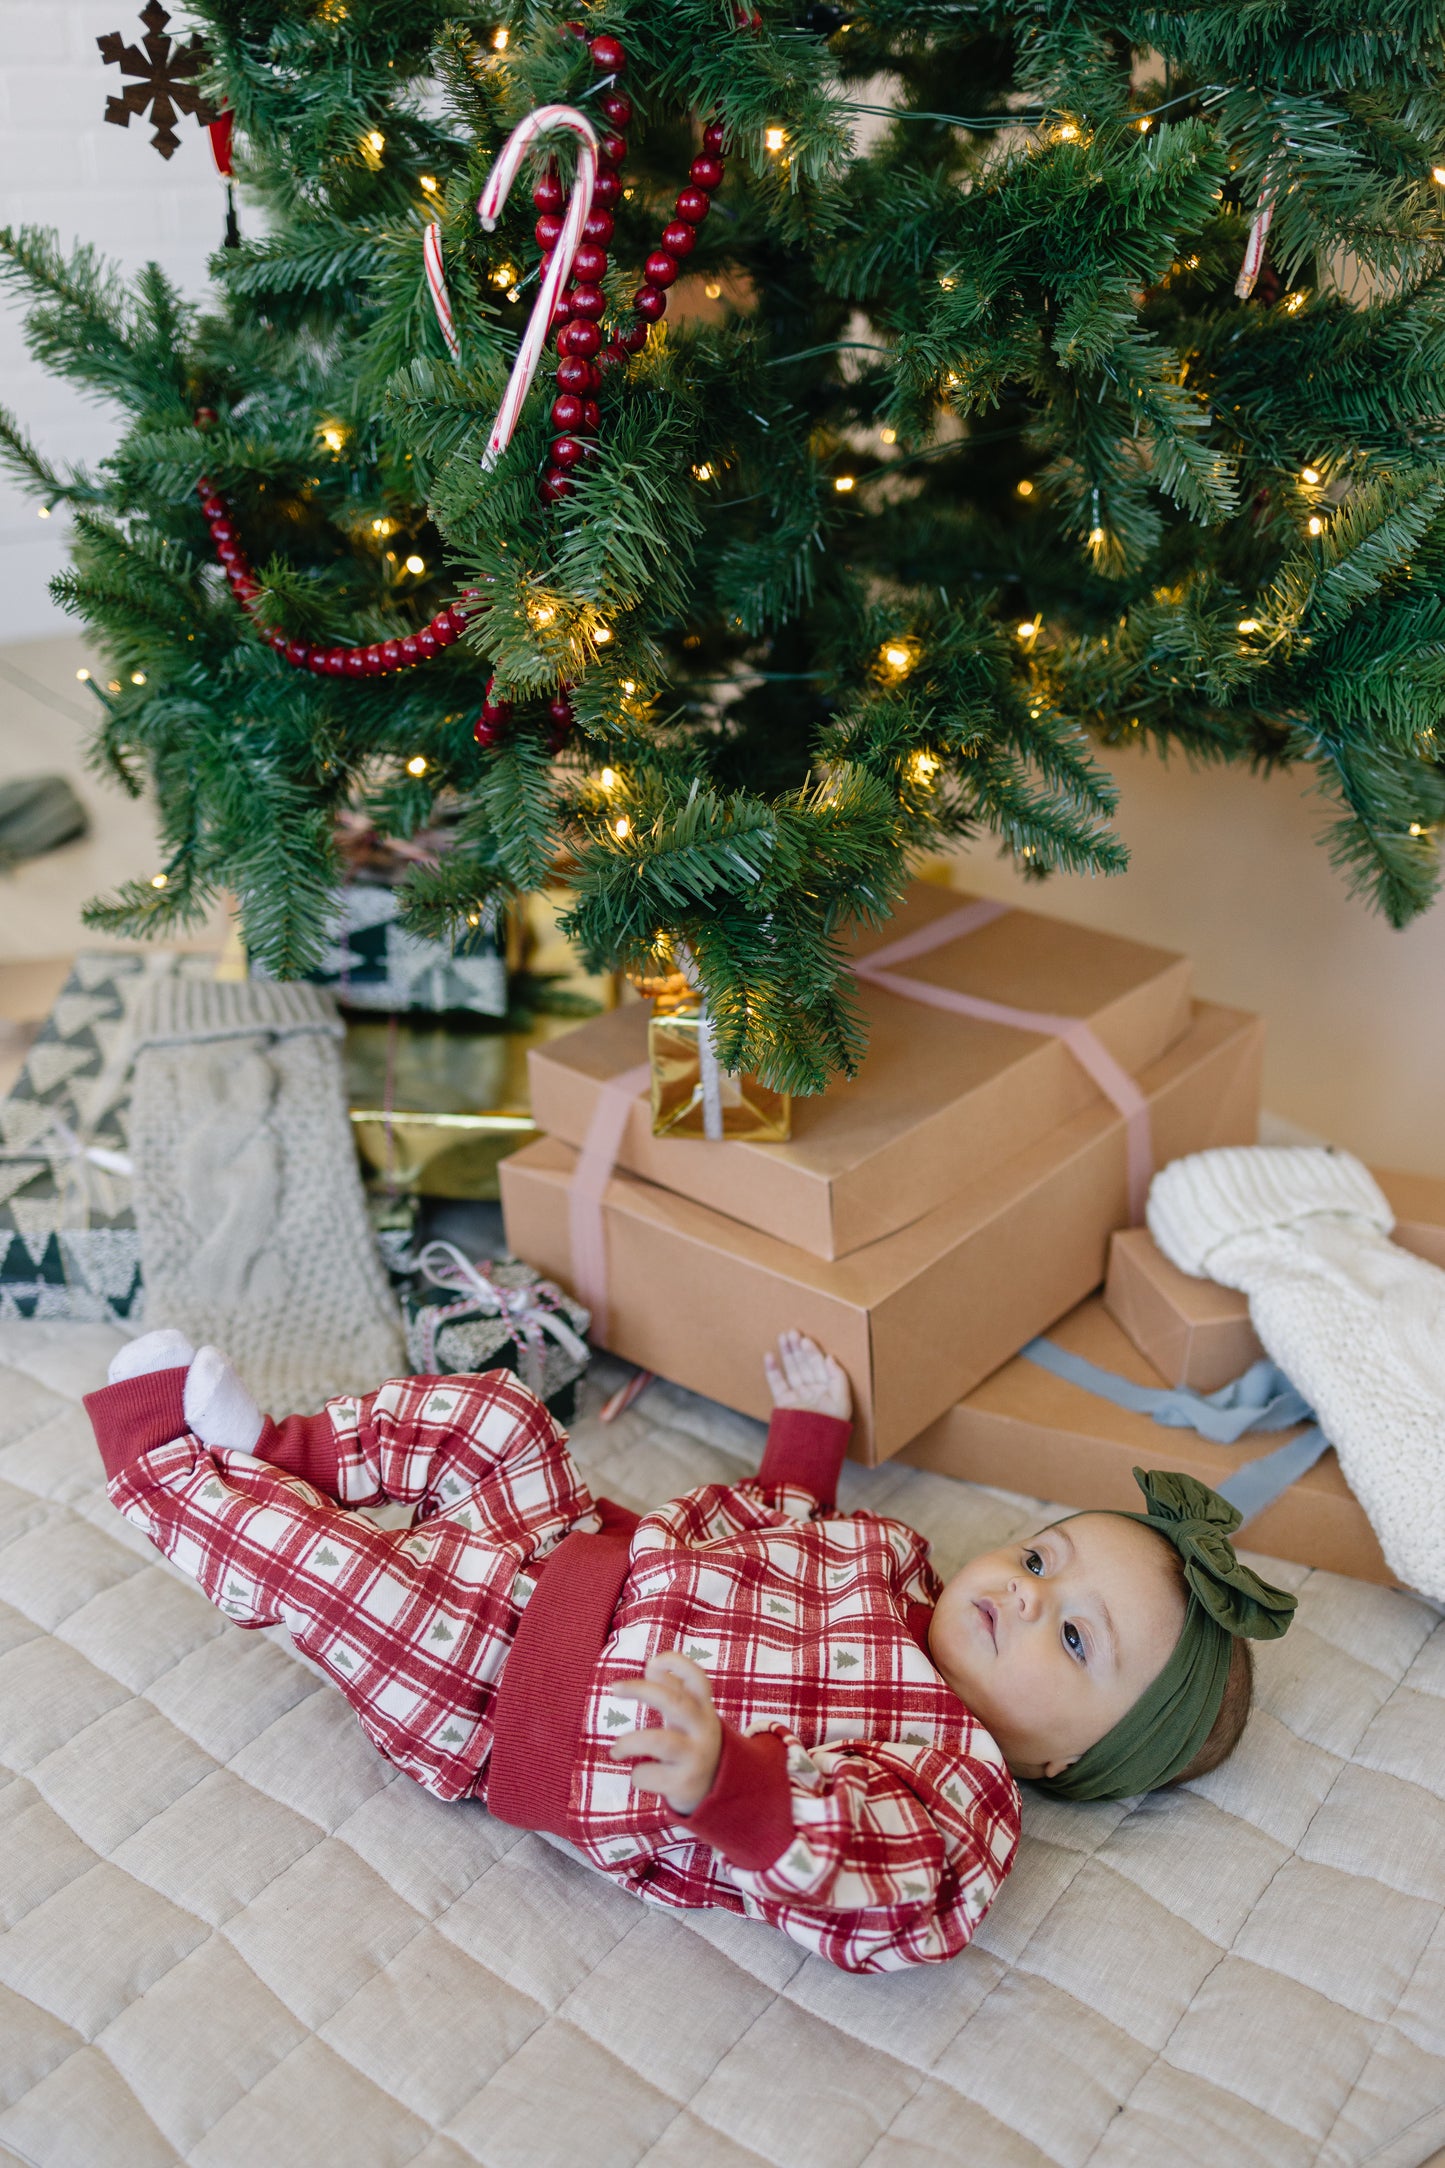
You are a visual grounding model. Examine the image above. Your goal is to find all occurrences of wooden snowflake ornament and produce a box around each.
[98,1,216,160]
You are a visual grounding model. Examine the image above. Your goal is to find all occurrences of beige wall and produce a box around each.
[934,742,1445,1179]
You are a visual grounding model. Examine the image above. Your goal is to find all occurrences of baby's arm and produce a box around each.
[755,1330,853,1510]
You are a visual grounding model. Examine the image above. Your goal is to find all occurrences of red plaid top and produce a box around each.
[559,1412,1022,1972]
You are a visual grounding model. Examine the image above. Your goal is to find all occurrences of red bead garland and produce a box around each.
[195,471,473,678]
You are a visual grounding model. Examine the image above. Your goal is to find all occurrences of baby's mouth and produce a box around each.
[974,1598,998,1649]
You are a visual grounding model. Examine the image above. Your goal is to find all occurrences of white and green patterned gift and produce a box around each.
[0,951,214,1322]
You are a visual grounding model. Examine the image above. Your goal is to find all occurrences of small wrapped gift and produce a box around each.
[401,1238,590,1414]
[298,879,509,1018]
[646,968,791,1142]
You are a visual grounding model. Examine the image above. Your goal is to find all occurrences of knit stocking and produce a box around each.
[1147,1147,1445,1600]
[128,978,404,1411]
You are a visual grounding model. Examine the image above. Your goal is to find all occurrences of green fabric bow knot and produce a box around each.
[1033,1468,1297,1804]
[1129,1468,1297,1642]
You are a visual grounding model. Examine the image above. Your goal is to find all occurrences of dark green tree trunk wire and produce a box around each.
[3,2,1444,1094]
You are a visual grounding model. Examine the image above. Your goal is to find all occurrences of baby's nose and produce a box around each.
[1007,1575,1042,1619]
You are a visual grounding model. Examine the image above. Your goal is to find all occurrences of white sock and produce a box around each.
[108,1328,197,1386]
[1149,1146,1445,1601]
[183,1344,265,1454]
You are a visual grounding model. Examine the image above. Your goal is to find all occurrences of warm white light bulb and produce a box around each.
[368,130,385,153]
[406,755,428,776]
[621,681,636,696]
[692,463,714,482]
[1237,618,1260,634]
[834,475,856,493]
[1016,620,1037,640]
[131,671,146,684]
[764,126,786,153]
[1016,478,1034,497]
[420,174,438,193]
[1301,466,1321,485]
[883,645,911,671]
[880,427,896,444]
[150,872,168,889]
[405,554,426,574]
[492,25,508,49]
[1434,166,1445,185]
[601,766,618,790]
[592,624,613,644]
[1308,515,1324,535]
[76,668,90,681]
[704,280,722,300]
[37,505,49,519]
[1410,822,1426,836]
[613,815,631,840]
[1089,526,1106,545]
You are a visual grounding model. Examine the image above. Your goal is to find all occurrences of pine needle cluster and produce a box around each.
[3,0,1444,1090]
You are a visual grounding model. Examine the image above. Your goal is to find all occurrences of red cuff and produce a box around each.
[756,1407,852,1510]
[251,1409,348,1496]
[682,1724,794,1872]
[84,1368,189,1482]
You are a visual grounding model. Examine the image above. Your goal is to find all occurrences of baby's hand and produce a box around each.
[763,1330,852,1421]
[608,1651,722,1816]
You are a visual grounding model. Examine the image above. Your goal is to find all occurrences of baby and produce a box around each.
[85,1327,1295,1974]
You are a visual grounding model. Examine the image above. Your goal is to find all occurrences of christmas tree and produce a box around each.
[4,2,1444,1094]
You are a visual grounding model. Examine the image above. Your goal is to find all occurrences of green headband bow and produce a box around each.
[1034,1468,1297,1804]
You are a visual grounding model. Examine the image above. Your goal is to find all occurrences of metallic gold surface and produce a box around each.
[648,1005,791,1141]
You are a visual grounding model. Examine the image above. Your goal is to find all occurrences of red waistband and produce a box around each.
[485,1497,639,1837]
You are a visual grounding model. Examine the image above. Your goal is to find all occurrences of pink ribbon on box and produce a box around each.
[563,900,1155,1342]
[566,1060,653,1342]
[851,898,1154,1226]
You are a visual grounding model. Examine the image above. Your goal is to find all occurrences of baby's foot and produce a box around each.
[183,1345,264,1454]
[763,1330,852,1421]
[108,1328,196,1385]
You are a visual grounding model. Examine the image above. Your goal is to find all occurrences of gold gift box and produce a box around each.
[648,1003,792,1142]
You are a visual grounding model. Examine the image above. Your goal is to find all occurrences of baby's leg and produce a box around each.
[90,1360,597,1798]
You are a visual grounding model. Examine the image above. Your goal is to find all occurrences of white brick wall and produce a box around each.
[0,1,226,641]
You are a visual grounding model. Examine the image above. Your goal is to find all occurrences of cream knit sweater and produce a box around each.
[1148,1146,1445,1602]
[128,978,404,1411]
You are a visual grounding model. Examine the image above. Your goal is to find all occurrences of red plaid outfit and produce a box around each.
[86,1366,1021,1974]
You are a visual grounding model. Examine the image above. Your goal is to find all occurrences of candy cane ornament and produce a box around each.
[422,219,461,362]
[476,104,599,468]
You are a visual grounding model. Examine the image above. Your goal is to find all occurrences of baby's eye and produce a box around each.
[1062,1620,1086,1663]
[1023,1548,1044,1575]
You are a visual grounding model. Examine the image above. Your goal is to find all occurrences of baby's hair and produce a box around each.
[1149,1535,1255,1787]
[1161,1635,1254,1786]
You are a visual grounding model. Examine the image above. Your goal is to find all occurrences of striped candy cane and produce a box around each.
[420,105,599,461]
[423,219,461,361]
[478,104,599,469]
[1235,190,1276,300]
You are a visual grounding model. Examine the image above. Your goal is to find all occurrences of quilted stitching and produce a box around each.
[0,1319,1441,2168]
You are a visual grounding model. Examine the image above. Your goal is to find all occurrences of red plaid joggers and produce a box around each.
[106,1370,597,1800]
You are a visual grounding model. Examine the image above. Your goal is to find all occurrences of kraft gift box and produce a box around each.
[1104,1167,1445,1392]
[526,880,1194,1261]
[501,1000,1263,1463]
[902,1294,1392,1586]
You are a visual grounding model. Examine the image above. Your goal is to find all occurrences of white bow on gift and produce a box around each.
[0,1117,136,1229]
[414,1238,589,1395]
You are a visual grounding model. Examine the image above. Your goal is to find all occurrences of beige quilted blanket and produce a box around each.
[2,1318,1443,2168]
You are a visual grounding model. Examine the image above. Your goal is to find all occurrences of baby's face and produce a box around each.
[929,1512,1187,1782]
